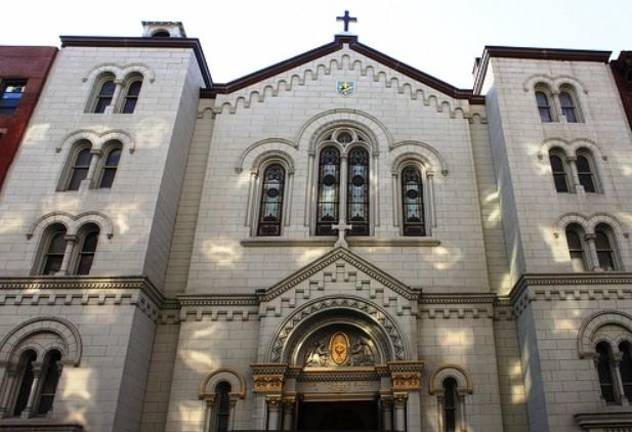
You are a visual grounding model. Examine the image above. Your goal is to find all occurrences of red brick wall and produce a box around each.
[0,46,57,189]
[611,51,632,130]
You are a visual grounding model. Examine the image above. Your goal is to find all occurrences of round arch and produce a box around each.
[577,310,632,358]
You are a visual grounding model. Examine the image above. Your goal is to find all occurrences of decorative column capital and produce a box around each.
[63,234,78,243]
[266,394,283,411]
[388,360,424,392]
[393,391,408,405]
[251,363,287,394]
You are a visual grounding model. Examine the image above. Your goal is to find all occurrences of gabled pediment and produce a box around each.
[259,247,420,302]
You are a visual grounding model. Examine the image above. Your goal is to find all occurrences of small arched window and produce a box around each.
[74,224,99,275]
[152,29,171,37]
[40,224,67,275]
[99,142,122,188]
[535,90,554,122]
[212,382,231,432]
[443,377,458,432]
[595,224,618,271]
[93,77,116,113]
[596,342,616,403]
[36,350,62,415]
[257,164,285,236]
[549,149,570,193]
[66,142,93,191]
[347,147,370,236]
[619,342,632,402]
[559,90,579,123]
[565,224,587,272]
[13,350,37,417]
[401,166,425,236]
[576,151,597,193]
[316,147,341,236]
[122,77,143,114]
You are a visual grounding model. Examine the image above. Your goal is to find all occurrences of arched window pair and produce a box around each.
[37,223,100,275]
[535,84,582,123]
[89,73,143,114]
[565,223,620,272]
[596,341,632,405]
[60,140,122,191]
[549,148,599,193]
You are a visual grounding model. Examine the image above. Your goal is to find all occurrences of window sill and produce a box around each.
[240,237,441,247]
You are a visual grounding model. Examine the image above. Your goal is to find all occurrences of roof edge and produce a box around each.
[59,36,212,88]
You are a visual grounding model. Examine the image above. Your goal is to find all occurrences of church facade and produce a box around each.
[0,19,632,432]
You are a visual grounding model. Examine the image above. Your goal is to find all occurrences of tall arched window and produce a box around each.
[74,224,99,275]
[619,342,632,402]
[401,166,425,236]
[13,350,36,417]
[595,224,618,271]
[93,77,116,113]
[67,144,93,191]
[122,77,143,114]
[576,151,597,193]
[596,342,616,403]
[40,224,67,275]
[535,90,554,122]
[549,149,570,193]
[212,382,231,432]
[566,224,587,272]
[36,350,62,415]
[559,90,579,123]
[316,147,340,236]
[99,143,122,188]
[257,164,285,236]
[347,147,369,236]
[443,377,458,432]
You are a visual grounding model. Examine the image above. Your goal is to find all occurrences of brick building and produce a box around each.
[0,19,631,432]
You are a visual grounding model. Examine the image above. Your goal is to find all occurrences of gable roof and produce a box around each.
[201,35,485,104]
[258,246,421,302]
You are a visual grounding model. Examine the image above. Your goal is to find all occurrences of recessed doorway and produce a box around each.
[296,400,379,431]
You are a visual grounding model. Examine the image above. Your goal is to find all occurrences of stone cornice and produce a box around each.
[177,294,259,307]
[420,293,496,304]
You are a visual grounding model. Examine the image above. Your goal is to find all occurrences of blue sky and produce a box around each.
[5,0,631,88]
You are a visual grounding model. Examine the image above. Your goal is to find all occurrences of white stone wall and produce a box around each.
[0,46,203,290]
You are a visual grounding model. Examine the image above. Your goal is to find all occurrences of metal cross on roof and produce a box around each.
[336,10,357,33]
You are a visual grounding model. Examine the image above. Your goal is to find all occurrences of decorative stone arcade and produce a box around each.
[252,302,423,431]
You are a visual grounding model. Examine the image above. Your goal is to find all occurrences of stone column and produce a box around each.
[457,391,468,432]
[246,171,258,230]
[339,154,349,223]
[0,364,18,417]
[567,156,584,194]
[392,392,407,432]
[612,352,628,406]
[84,148,103,186]
[427,171,436,228]
[266,396,282,431]
[21,362,43,418]
[585,233,600,271]
[391,172,400,228]
[381,395,393,431]
[104,79,124,114]
[282,397,295,431]
[304,152,315,227]
[57,235,78,275]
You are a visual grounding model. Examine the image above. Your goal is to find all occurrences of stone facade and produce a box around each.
[0,21,631,432]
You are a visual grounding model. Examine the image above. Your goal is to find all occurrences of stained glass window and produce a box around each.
[316,147,340,236]
[401,166,425,236]
[257,164,285,236]
[347,147,369,236]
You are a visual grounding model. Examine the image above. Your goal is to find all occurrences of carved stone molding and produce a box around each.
[252,364,288,394]
[388,361,424,392]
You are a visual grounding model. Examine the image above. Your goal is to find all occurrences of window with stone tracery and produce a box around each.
[316,146,341,236]
[401,166,425,236]
[257,164,285,236]
[347,147,369,235]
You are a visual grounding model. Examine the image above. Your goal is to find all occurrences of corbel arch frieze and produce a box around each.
[267,295,410,364]
[0,316,82,367]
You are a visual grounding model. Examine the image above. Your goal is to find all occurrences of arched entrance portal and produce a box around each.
[252,297,423,431]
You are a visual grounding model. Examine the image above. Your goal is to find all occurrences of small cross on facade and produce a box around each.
[332,220,353,248]
[336,10,357,33]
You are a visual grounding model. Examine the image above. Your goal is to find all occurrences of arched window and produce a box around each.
[36,350,62,415]
[576,151,597,193]
[40,224,67,275]
[619,342,632,402]
[443,377,458,432]
[13,350,36,417]
[257,164,285,236]
[535,90,554,122]
[66,142,93,191]
[74,224,99,275]
[595,224,618,271]
[152,29,171,37]
[212,382,231,432]
[122,77,143,114]
[93,76,116,113]
[99,142,122,188]
[559,90,579,123]
[566,224,587,272]
[316,147,341,236]
[347,147,369,236]
[596,342,616,403]
[401,166,425,236]
[549,149,570,193]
